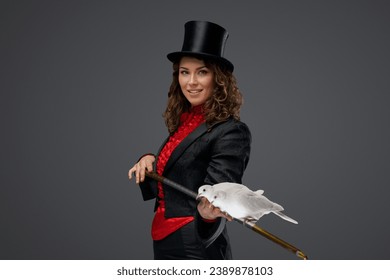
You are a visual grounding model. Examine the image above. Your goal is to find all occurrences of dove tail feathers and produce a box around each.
[273,211,298,224]
[254,190,264,195]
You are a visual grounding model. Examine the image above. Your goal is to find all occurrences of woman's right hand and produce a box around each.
[128,154,156,184]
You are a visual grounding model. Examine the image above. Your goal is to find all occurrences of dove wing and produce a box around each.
[221,189,272,220]
[212,182,252,193]
[244,192,277,212]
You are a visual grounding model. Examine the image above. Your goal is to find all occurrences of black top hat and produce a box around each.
[167,21,234,72]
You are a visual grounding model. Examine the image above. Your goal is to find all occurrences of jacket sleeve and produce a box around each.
[195,214,227,248]
[196,120,252,246]
[205,120,251,184]
[139,177,158,201]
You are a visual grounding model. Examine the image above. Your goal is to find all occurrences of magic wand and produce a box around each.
[145,171,308,260]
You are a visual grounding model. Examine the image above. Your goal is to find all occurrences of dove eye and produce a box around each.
[203,189,206,192]
[214,195,217,199]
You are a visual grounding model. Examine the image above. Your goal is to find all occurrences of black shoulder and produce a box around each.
[209,118,251,139]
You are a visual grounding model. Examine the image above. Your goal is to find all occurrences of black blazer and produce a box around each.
[139,117,251,246]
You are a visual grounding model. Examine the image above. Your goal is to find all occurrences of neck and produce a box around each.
[190,104,204,114]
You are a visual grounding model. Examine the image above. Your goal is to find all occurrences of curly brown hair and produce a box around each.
[163,57,243,134]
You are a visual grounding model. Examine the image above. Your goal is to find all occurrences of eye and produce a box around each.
[180,70,189,75]
[202,188,206,192]
[198,70,208,76]
[214,195,217,199]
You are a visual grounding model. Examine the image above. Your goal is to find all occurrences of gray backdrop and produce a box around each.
[1,0,389,260]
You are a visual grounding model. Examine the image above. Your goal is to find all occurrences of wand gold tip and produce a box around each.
[297,250,308,260]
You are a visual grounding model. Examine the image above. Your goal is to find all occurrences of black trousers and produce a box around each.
[153,221,232,260]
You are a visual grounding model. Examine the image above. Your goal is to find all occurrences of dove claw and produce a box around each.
[242,218,257,225]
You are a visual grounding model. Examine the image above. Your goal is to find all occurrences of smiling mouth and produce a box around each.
[187,89,203,95]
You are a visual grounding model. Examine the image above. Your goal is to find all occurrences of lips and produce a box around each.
[187,89,203,95]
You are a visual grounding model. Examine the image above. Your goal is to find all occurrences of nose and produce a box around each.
[189,73,198,85]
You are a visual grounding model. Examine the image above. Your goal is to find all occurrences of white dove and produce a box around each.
[197,182,298,224]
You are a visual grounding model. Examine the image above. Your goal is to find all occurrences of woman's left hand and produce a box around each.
[197,197,233,221]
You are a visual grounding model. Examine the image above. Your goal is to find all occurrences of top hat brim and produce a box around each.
[167,51,234,72]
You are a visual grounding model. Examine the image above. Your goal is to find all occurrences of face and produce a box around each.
[178,56,215,107]
[197,185,213,200]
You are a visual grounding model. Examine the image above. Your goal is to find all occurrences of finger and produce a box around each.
[128,166,136,179]
[135,163,141,184]
[145,162,153,172]
[222,211,233,221]
[211,207,232,221]
[212,207,222,217]
[198,197,207,209]
[199,197,209,206]
[140,157,153,182]
[202,198,213,209]
[128,168,133,179]
[198,198,211,217]
[139,163,147,183]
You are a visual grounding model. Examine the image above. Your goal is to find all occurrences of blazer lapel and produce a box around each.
[163,122,208,174]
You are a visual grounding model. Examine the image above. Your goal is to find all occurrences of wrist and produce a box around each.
[137,153,155,162]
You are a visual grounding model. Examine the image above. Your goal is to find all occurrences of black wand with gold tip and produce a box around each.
[145,171,308,260]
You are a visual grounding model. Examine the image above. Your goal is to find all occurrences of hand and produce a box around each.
[197,197,233,221]
[128,155,155,184]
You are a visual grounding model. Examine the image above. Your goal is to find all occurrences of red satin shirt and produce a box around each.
[151,106,205,240]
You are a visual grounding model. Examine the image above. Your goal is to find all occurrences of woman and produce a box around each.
[128,21,251,259]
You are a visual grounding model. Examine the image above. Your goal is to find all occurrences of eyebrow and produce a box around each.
[179,65,208,70]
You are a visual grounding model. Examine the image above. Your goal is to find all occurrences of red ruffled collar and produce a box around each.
[180,105,205,124]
